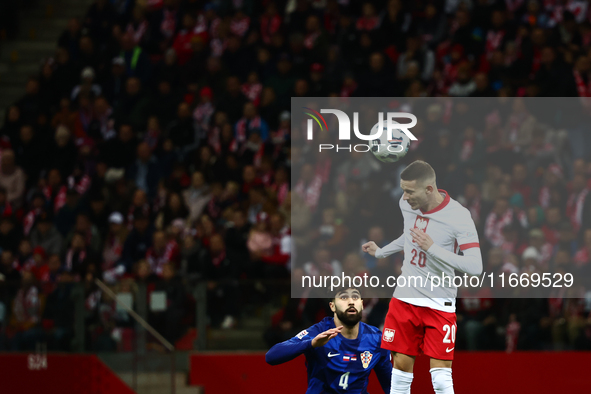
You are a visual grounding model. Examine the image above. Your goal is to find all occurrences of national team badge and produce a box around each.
[414,216,429,232]
[383,328,395,342]
[360,351,373,369]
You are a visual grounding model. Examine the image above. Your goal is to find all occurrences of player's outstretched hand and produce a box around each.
[410,228,434,251]
[362,241,378,256]
[311,326,343,348]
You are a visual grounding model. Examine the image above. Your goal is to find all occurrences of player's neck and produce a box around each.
[423,189,444,212]
[334,317,359,339]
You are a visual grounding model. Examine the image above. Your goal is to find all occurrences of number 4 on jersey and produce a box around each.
[339,372,350,390]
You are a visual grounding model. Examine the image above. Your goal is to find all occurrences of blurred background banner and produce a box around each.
[189,351,591,394]
[0,353,134,394]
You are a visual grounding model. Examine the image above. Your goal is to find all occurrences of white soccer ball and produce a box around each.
[369,121,411,163]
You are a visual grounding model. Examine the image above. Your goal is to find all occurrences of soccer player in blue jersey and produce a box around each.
[265,287,392,393]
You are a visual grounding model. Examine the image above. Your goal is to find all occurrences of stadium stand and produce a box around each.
[0,0,591,355]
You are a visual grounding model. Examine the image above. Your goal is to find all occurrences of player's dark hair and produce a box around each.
[400,160,436,183]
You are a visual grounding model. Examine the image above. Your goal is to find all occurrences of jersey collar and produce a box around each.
[420,189,450,215]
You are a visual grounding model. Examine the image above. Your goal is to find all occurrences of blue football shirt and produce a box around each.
[266,317,392,393]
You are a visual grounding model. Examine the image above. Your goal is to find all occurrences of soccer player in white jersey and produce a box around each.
[362,160,483,394]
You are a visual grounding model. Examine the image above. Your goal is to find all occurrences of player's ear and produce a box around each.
[329,301,336,313]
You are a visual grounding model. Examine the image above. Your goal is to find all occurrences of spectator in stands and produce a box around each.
[101,212,127,281]
[145,230,179,276]
[485,197,528,247]
[155,192,188,230]
[30,211,63,257]
[1,106,22,144]
[150,81,181,129]
[101,123,138,169]
[0,216,19,255]
[65,213,102,254]
[0,187,13,219]
[183,171,210,224]
[0,150,25,208]
[260,212,291,278]
[43,268,75,351]
[0,250,20,290]
[235,101,270,145]
[16,78,42,124]
[203,233,239,329]
[566,174,589,232]
[150,262,186,343]
[72,67,102,101]
[119,31,151,83]
[63,232,93,278]
[542,207,563,245]
[102,57,127,106]
[165,102,197,159]
[14,125,44,187]
[127,142,160,199]
[120,211,152,271]
[114,78,151,131]
[54,189,82,237]
[9,270,44,350]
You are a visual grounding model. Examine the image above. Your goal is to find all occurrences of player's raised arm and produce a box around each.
[265,326,343,365]
[363,234,404,258]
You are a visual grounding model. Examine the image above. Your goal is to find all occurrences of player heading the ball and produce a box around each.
[266,287,392,393]
[363,160,483,394]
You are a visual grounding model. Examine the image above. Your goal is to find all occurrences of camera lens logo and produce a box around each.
[303,107,328,137]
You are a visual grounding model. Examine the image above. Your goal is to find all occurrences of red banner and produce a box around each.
[0,354,134,394]
[190,351,591,393]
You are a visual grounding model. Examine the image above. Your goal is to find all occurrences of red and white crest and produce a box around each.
[383,328,395,342]
[414,216,429,232]
[360,351,373,369]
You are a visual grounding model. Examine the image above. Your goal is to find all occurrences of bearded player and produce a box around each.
[363,161,483,394]
[266,287,392,393]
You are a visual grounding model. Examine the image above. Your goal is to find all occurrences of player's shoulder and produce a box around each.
[441,198,477,234]
[444,197,473,218]
[313,317,335,333]
[445,196,467,211]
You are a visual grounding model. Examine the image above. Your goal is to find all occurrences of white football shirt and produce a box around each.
[391,190,480,313]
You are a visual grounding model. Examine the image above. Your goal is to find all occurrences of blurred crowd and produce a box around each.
[1,0,591,352]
